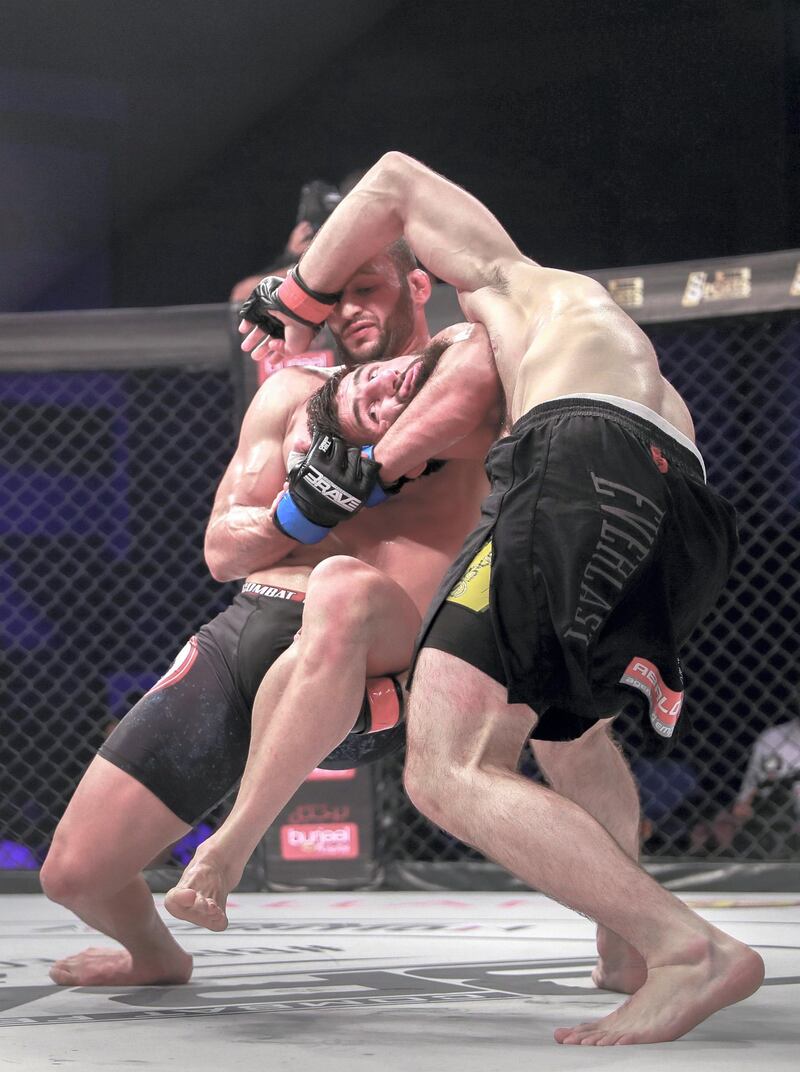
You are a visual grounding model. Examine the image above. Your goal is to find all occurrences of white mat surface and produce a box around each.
[1,891,798,1070]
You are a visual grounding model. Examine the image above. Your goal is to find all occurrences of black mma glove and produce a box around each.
[273,434,383,543]
[238,266,342,340]
[360,445,407,506]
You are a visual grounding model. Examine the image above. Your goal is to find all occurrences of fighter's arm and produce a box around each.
[371,322,502,484]
[240,152,532,357]
[204,369,316,581]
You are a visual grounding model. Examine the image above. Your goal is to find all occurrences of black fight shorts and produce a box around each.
[99,584,405,824]
[416,396,738,750]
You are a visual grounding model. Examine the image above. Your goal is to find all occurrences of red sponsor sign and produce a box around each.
[306,768,356,781]
[287,803,351,823]
[280,822,360,860]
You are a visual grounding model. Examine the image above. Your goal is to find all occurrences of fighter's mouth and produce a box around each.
[345,321,376,339]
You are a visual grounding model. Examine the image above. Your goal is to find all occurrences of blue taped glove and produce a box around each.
[273,492,331,544]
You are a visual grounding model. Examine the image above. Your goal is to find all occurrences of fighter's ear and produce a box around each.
[408,267,432,306]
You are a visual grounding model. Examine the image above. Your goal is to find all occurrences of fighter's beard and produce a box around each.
[333,288,416,366]
[407,335,451,399]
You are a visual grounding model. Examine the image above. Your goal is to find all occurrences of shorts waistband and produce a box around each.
[511,395,706,482]
[241,581,305,602]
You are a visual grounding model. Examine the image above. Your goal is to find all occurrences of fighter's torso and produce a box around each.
[245,380,489,610]
[458,261,695,440]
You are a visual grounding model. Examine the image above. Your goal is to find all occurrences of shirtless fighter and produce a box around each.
[40,243,498,986]
[236,152,764,1045]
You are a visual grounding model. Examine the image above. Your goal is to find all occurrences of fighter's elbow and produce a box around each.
[204,540,235,584]
[372,152,417,204]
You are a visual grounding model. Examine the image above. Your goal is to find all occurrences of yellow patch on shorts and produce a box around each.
[447,540,493,613]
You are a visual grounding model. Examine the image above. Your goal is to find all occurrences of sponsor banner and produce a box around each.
[281,822,360,860]
[422,249,800,329]
[587,248,800,324]
[264,765,379,888]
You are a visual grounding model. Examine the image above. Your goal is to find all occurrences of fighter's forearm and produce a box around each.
[372,331,502,484]
[373,385,483,484]
[299,152,522,296]
[204,506,294,582]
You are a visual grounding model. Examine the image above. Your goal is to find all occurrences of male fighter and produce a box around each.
[40,245,499,985]
[237,152,764,1045]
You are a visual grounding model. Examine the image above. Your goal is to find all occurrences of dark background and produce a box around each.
[1,0,799,312]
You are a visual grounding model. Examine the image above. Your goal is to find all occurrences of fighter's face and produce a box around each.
[336,352,434,444]
[327,255,416,366]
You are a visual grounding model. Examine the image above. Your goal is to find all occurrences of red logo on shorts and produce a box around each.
[147,636,198,695]
[650,445,669,473]
[620,657,683,738]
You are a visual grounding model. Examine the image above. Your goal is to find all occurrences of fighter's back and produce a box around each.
[458,260,695,440]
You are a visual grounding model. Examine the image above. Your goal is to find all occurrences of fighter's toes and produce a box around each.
[49,962,77,986]
[554,1021,601,1045]
[164,887,228,931]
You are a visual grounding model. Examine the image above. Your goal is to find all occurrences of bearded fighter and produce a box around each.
[236,152,764,1046]
[41,244,498,986]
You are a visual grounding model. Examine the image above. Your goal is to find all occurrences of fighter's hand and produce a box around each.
[238,276,315,364]
[271,434,383,544]
[359,445,409,506]
[238,267,341,365]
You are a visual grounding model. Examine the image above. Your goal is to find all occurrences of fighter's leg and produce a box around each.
[404,649,764,1046]
[531,723,646,993]
[40,756,193,986]
[166,556,421,930]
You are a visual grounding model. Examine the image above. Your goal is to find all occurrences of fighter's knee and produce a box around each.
[305,557,389,636]
[39,845,92,907]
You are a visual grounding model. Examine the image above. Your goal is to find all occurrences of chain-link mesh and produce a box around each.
[0,367,236,871]
[382,312,800,866]
[0,311,797,879]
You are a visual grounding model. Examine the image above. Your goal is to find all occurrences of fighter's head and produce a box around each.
[306,337,449,445]
[326,239,432,366]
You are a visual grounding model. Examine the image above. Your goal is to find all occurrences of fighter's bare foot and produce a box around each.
[49,945,192,987]
[164,854,237,932]
[555,933,764,1045]
[592,925,647,994]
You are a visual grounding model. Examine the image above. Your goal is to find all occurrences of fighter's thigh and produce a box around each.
[407,647,536,770]
[303,556,422,676]
[44,755,190,887]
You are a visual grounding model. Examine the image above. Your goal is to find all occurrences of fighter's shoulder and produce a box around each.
[500,259,607,302]
[430,321,481,346]
[251,365,336,411]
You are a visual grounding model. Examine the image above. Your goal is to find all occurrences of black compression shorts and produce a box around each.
[99,584,405,824]
[416,396,738,749]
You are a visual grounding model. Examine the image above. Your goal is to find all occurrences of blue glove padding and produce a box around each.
[273,434,382,543]
[273,491,331,544]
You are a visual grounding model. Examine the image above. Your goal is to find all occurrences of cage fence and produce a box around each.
[0,296,797,889]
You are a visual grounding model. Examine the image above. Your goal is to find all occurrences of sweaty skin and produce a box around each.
[208,323,499,610]
[43,247,498,984]
[159,323,500,933]
[240,152,764,1046]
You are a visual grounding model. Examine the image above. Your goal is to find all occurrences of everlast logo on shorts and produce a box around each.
[302,466,360,512]
[565,474,664,646]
